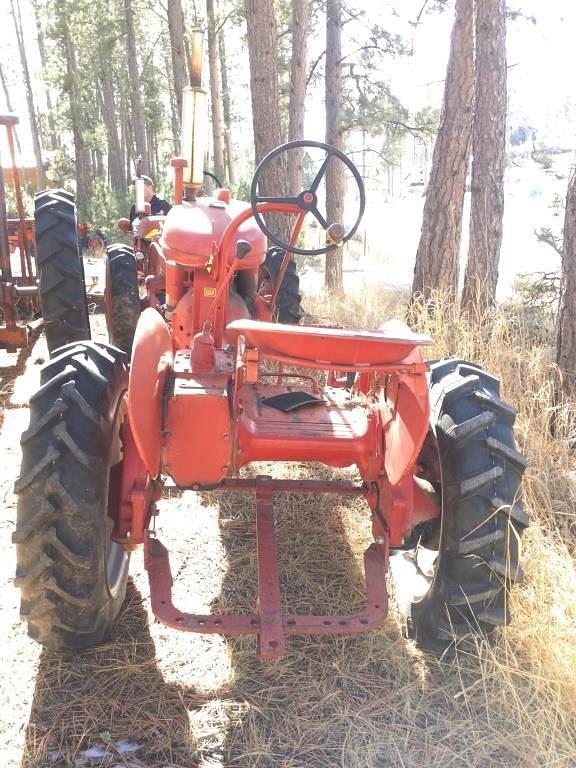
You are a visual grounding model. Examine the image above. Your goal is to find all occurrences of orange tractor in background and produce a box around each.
[13,71,527,658]
[1,114,101,355]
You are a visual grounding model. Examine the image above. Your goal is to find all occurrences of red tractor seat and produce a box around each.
[226,319,432,368]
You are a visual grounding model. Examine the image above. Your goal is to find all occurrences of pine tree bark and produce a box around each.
[56,3,91,215]
[35,20,60,152]
[411,0,474,302]
[124,0,148,173]
[325,0,344,292]
[218,28,236,186]
[245,0,290,244]
[287,0,309,193]
[100,65,125,193]
[167,0,188,124]
[207,0,226,185]
[10,0,46,189]
[461,0,507,315]
[557,168,576,396]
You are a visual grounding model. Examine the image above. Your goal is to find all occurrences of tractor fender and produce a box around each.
[384,349,430,486]
[128,308,173,476]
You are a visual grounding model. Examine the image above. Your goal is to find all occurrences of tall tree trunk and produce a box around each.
[124,0,148,173]
[164,44,180,153]
[461,0,507,315]
[287,0,308,194]
[120,90,128,184]
[218,28,235,186]
[556,168,576,396]
[100,65,125,193]
[166,0,188,127]
[10,0,46,189]
[411,0,474,302]
[325,0,344,292]
[0,64,23,155]
[57,5,91,215]
[245,0,290,244]
[207,0,225,184]
[35,21,60,152]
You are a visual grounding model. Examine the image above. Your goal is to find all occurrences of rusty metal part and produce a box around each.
[3,117,33,282]
[0,159,19,345]
[0,114,38,348]
[144,475,388,659]
[255,484,285,658]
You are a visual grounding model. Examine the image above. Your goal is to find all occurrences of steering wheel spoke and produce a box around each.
[312,207,329,230]
[250,139,365,256]
[256,195,301,206]
[310,153,331,193]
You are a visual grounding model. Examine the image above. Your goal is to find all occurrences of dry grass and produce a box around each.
[0,290,575,767]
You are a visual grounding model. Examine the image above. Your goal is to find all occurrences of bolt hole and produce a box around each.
[360,619,368,625]
[160,600,166,605]
[338,620,347,626]
[268,640,278,649]
[287,619,296,626]
[375,604,381,609]
[250,619,258,626]
[175,616,183,624]
[214,620,222,626]
[198,620,205,626]
[323,620,331,626]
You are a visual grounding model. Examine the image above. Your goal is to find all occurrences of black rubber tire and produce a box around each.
[106,243,140,357]
[391,358,528,655]
[259,247,303,324]
[34,190,91,356]
[13,341,131,650]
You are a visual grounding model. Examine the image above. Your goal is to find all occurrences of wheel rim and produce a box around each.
[106,393,130,597]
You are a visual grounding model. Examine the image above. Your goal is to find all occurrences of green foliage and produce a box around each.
[233,178,251,203]
[513,271,560,313]
[3,185,35,218]
[84,179,131,238]
[533,152,553,170]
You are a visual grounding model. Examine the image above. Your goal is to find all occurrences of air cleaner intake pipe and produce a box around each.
[181,30,208,192]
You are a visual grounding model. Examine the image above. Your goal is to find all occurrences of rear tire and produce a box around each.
[34,190,91,355]
[391,358,528,655]
[14,341,130,650]
[259,247,302,324]
[106,243,140,357]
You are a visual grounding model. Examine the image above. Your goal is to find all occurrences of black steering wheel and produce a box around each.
[250,139,365,256]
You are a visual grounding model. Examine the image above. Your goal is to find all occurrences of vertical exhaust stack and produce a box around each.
[181,30,208,194]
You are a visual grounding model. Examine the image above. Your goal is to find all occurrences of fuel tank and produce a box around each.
[160,196,267,270]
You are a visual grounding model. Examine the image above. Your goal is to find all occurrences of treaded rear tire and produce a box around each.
[392,358,528,655]
[14,341,130,650]
[259,247,303,324]
[106,243,140,356]
[34,190,91,356]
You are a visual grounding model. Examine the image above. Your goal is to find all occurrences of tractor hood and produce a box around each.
[160,197,267,270]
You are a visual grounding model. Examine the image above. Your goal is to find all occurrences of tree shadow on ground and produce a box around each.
[199,467,431,767]
[20,579,207,767]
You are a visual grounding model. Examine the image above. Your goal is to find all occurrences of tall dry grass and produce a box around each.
[304,286,576,764]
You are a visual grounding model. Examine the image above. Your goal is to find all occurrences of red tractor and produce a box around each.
[13,138,527,659]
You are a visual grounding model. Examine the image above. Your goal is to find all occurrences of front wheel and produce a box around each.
[105,243,140,357]
[391,358,528,654]
[34,190,91,355]
[14,341,130,650]
[258,248,303,324]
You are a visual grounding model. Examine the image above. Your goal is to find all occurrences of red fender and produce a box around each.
[128,308,173,476]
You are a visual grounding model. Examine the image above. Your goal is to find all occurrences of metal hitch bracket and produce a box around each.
[144,477,389,659]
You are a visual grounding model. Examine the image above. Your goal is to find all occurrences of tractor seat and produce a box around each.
[226,319,432,368]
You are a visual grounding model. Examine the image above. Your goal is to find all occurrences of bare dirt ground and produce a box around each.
[1,302,575,767]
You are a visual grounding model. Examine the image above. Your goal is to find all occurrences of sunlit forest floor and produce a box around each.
[1,288,575,767]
